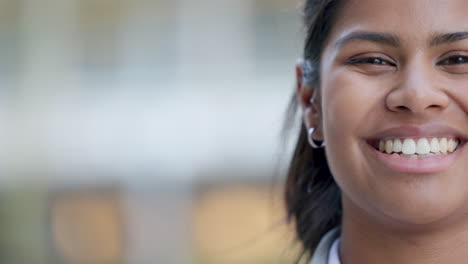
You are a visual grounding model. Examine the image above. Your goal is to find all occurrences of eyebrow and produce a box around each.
[430,32,468,46]
[334,31,468,50]
[334,31,400,49]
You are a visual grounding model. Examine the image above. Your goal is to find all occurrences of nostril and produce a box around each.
[396,105,409,111]
[387,104,411,112]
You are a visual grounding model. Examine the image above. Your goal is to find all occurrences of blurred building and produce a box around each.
[0,0,303,263]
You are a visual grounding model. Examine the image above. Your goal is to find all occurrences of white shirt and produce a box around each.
[309,227,341,264]
[328,237,341,264]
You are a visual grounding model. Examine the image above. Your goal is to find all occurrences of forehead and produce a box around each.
[329,0,468,44]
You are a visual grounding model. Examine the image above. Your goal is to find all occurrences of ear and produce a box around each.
[295,59,324,141]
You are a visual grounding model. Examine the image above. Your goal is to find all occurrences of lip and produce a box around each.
[364,124,467,174]
[365,143,465,174]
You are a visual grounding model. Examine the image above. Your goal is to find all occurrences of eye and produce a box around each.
[346,57,396,66]
[437,55,468,66]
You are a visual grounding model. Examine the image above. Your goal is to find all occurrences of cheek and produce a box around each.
[319,69,390,205]
[320,69,386,151]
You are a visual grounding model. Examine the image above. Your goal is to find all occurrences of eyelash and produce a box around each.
[347,55,468,67]
[437,55,468,65]
[347,57,396,66]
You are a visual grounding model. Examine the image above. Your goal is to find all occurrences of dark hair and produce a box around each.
[284,0,344,261]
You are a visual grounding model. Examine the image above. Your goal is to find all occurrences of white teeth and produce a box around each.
[376,137,461,156]
[440,138,448,153]
[402,139,416,155]
[448,139,459,152]
[379,140,385,152]
[404,153,440,159]
[393,139,402,153]
[430,138,440,153]
[419,153,435,158]
[416,138,430,154]
[385,140,393,154]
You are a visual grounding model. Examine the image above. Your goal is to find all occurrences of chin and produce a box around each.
[372,187,467,229]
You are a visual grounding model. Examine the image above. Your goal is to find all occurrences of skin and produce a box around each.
[296,0,468,263]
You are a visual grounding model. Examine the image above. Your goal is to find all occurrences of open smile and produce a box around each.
[364,123,467,174]
[364,125,467,174]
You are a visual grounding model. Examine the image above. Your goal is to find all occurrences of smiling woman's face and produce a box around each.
[318,0,468,227]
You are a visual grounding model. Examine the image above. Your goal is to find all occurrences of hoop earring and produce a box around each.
[308,127,326,148]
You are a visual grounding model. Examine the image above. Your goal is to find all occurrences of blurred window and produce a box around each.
[0,0,20,96]
[252,0,301,76]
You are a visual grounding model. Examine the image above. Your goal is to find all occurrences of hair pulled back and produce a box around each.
[284,0,344,261]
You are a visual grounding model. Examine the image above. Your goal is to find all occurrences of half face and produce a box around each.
[319,0,468,227]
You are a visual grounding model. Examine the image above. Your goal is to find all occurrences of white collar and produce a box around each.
[310,227,341,264]
[327,237,341,264]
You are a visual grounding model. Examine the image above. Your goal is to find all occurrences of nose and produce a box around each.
[386,59,449,114]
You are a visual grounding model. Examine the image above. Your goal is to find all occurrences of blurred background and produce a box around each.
[0,0,304,263]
